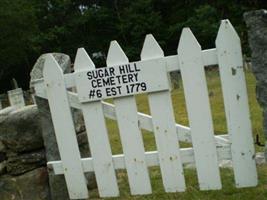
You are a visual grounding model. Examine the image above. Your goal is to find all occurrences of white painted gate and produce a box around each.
[32,20,258,199]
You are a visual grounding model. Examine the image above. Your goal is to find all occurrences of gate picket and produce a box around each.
[141,34,186,192]
[215,20,258,187]
[43,55,88,199]
[74,48,119,197]
[178,28,222,190]
[106,41,152,195]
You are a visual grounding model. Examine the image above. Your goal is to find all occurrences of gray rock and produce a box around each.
[77,132,97,189]
[35,95,70,200]
[6,149,46,175]
[0,161,6,175]
[0,167,49,200]
[72,108,86,134]
[0,140,5,152]
[30,53,71,81]
[244,10,267,159]
[0,152,6,162]
[0,105,43,153]
[0,106,16,116]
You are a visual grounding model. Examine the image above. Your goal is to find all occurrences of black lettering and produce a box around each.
[133,73,138,82]
[109,67,115,76]
[96,79,102,87]
[110,76,115,85]
[116,86,122,94]
[119,65,126,74]
[141,82,147,91]
[134,63,140,71]
[92,71,98,79]
[98,69,104,78]
[104,68,109,76]
[116,75,121,84]
[106,88,111,96]
[87,71,93,80]
[91,80,97,88]
[121,74,128,83]
[126,85,130,93]
[111,87,117,96]
[128,64,134,73]
[102,77,110,86]
[128,74,134,83]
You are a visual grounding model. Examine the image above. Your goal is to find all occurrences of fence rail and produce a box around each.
[32,19,257,199]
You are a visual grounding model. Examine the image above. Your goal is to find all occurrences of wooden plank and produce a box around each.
[141,34,186,192]
[106,41,152,195]
[178,28,221,190]
[49,145,232,175]
[215,19,258,187]
[202,49,218,67]
[74,48,119,197]
[53,48,218,90]
[166,48,217,72]
[43,55,88,199]
[75,58,169,102]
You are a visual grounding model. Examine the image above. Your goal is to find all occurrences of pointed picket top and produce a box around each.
[178,28,201,56]
[216,19,240,45]
[74,48,95,71]
[215,19,258,187]
[107,41,128,66]
[141,34,164,60]
[43,54,63,80]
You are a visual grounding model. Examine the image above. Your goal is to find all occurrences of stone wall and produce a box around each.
[244,9,267,159]
[0,53,96,200]
[0,105,49,200]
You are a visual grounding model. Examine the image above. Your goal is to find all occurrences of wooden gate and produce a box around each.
[32,20,257,199]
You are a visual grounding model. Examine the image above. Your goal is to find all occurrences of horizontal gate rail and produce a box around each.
[48,145,231,175]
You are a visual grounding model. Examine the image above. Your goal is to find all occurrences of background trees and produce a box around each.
[0,0,265,92]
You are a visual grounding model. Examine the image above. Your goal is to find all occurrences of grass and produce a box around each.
[88,69,267,199]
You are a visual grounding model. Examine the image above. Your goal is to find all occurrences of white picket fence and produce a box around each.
[31,20,258,199]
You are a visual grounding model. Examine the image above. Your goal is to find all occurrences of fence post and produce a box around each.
[74,48,119,197]
[141,34,186,192]
[30,53,75,200]
[43,55,88,199]
[106,42,152,195]
[178,28,221,190]
[215,19,257,187]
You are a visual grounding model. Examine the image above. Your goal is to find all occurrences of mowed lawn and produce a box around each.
[88,69,267,199]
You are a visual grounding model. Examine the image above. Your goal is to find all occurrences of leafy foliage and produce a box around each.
[0,0,265,91]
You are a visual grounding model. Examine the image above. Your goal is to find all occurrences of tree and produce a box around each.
[0,0,39,91]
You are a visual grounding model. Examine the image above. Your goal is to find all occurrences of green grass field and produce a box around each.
[89,70,267,199]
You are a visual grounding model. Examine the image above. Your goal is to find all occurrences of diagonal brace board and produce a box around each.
[31,79,230,146]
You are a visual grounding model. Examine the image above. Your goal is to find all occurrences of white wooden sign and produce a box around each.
[75,59,169,102]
